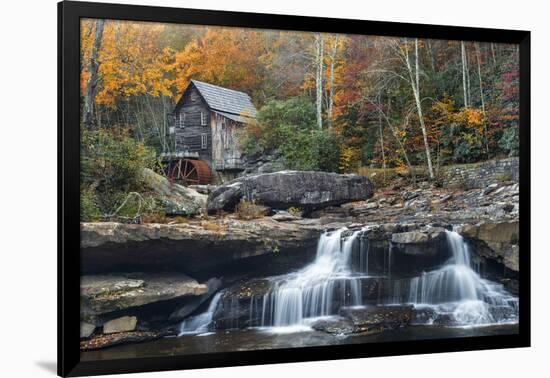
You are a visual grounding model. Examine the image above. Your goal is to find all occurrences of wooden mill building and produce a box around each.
[166,80,257,185]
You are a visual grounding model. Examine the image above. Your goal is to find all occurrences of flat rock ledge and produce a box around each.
[81,272,207,317]
[80,219,342,274]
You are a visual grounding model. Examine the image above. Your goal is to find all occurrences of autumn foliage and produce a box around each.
[80,19,520,179]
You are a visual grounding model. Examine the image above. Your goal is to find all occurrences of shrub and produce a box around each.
[498,128,519,157]
[80,186,102,222]
[339,146,362,173]
[234,199,269,220]
[80,126,157,220]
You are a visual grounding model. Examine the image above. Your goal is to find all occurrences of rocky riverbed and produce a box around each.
[79,170,520,352]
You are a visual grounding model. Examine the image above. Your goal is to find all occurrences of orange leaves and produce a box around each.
[80,20,176,108]
[432,98,483,128]
[173,28,266,97]
[462,108,484,128]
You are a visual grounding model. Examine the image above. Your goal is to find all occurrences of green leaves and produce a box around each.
[80,127,158,221]
[242,96,340,172]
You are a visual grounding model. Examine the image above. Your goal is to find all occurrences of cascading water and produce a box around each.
[179,227,518,336]
[404,230,518,325]
[266,229,364,327]
[253,228,517,328]
[179,292,224,335]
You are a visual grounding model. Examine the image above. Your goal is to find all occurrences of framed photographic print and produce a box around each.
[58,0,530,376]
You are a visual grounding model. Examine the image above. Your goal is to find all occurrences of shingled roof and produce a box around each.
[183,80,257,119]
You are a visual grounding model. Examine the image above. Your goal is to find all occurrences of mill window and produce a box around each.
[201,111,207,126]
[201,133,208,149]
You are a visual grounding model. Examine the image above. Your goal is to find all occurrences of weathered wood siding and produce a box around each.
[174,87,212,163]
[211,113,243,171]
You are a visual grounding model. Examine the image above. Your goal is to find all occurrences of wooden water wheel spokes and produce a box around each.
[166,158,212,185]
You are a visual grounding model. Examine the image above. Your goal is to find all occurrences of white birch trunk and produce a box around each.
[461,41,469,107]
[465,44,471,107]
[404,38,434,179]
[315,34,324,129]
[475,42,489,154]
[327,36,339,129]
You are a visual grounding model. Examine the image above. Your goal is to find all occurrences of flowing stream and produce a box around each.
[180,228,518,335]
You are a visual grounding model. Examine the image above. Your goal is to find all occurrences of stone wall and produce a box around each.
[438,157,519,189]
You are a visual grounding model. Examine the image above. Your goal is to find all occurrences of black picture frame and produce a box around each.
[58,1,531,376]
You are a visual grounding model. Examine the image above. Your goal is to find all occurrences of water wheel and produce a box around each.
[166,159,212,185]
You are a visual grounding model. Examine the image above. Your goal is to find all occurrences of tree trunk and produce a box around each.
[426,39,436,72]
[378,106,386,182]
[404,38,434,179]
[327,36,339,129]
[490,43,497,66]
[315,34,324,129]
[82,19,105,128]
[474,42,489,155]
[461,41,469,108]
[367,97,414,181]
[465,44,471,107]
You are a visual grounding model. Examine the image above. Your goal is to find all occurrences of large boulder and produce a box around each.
[80,273,208,319]
[207,171,374,214]
[141,168,207,216]
[458,221,519,272]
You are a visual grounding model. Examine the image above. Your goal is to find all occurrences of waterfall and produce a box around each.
[406,230,518,325]
[180,227,518,336]
[179,292,224,335]
[260,229,367,327]
[258,228,517,328]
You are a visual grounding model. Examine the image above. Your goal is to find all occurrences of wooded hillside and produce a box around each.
[80,19,519,220]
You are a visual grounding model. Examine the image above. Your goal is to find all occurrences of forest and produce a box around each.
[80,19,519,220]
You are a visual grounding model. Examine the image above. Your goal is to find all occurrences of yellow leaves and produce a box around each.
[80,20,176,108]
[431,97,455,116]
[393,127,408,141]
[432,97,484,129]
[394,161,409,175]
[430,96,486,155]
[339,146,362,173]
